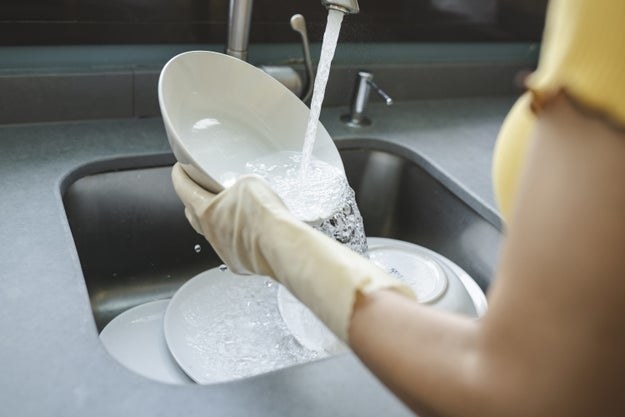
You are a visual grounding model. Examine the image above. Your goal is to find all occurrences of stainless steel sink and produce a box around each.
[63,139,501,332]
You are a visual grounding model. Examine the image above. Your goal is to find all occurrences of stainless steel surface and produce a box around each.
[259,66,303,96]
[321,0,360,14]
[371,81,393,106]
[342,71,393,127]
[226,0,254,61]
[227,0,359,62]
[227,7,313,99]
[259,14,314,99]
[290,14,315,102]
[62,140,500,332]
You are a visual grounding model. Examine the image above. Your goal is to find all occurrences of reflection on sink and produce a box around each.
[63,139,501,338]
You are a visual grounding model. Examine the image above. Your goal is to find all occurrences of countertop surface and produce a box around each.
[0,96,513,416]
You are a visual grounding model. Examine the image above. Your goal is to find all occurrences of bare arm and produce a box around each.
[349,94,625,417]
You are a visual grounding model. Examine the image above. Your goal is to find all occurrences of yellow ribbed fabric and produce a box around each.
[493,0,625,223]
[527,0,625,124]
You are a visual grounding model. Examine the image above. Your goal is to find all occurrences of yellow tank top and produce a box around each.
[492,0,625,222]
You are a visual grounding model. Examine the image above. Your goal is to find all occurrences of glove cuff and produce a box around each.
[259,218,416,342]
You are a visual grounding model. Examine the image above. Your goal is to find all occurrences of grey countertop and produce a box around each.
[0,96,513,416]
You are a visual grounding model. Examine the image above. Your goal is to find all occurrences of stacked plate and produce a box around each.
[99,238,487,385]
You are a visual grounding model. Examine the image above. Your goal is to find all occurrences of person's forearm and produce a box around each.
[349,290,569,417]
[349,290,488,416]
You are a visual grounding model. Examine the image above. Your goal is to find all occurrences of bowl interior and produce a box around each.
[158,51,344,191]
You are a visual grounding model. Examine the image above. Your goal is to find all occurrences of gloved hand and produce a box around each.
[171,163,415,342]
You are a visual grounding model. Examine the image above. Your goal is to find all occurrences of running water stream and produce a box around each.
[246,8,368,255]
[300,9,344,176]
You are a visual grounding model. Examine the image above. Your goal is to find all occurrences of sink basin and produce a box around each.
[63,138,501,338]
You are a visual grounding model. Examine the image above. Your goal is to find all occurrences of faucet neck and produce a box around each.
[227,0,254,61]
[321,0,360,14]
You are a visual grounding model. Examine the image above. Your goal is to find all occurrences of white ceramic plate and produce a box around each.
[164,239,487,384]
[277,286,348,355]
[277,237,487,354]
[99,299,192,385]
[163,268,324,385]
[158,51,344,192]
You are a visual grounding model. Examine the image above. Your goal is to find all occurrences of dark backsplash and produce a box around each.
[0,0,547,46]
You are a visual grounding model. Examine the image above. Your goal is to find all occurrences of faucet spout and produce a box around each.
[321,0,359,14]
[226,0,358,62]
[227,0,254,61]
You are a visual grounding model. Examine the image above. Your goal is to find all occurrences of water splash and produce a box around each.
[246,151,368,256]
[314,185,368,256]
[246,151,346,222]
[179,272,321,384]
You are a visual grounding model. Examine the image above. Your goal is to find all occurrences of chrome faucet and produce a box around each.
[226,0,359,99]
[226,0,253,61]
[226,0,359,63]
[321,0,360,14]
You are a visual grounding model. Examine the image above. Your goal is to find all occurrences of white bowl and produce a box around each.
[367,237,487,317]
[158,51,344,192]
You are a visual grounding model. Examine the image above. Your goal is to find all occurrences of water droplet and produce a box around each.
[194,244,201,253]
[219,264,228,272]
[264,280,274,287]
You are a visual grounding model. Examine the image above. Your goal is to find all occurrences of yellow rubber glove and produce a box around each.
[171,163,415,342]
